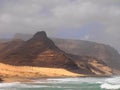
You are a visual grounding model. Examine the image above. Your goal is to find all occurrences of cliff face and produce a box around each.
[0,31,112,76]
[52,38,120,74]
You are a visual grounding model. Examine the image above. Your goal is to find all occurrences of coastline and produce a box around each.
[0,62,112,83]
[1,75,112,83]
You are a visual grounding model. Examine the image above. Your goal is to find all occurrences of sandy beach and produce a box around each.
[0,63,85,82]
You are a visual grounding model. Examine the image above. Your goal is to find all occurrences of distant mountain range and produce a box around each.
[0,31,112,76]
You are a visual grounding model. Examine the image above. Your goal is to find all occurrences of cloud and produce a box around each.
[0,0,120,51]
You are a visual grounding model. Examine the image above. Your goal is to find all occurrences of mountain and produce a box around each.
[0,31,77,69]
[0,39,24,57]
[52,38,120,74]
[0,31,112,76]
[11,33,120,74]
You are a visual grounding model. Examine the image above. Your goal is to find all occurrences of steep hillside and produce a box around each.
[0,39,24,57]
[52,38,120,74]
[0,32,77,69]
[11,33,120,74]
[0,31,112,76]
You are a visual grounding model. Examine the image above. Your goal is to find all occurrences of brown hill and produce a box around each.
[0,31,77,69]
[0,31,112,76]
[12,33,120,74]
[0,39,24,56]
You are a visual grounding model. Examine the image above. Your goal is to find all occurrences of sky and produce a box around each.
[0,0,120,52]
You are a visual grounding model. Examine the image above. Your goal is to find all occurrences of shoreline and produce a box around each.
[0,62,112,83]
[0,63,84,82]
[1,75,112,83]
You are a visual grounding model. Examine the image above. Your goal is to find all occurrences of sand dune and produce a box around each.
[0,63,84,82]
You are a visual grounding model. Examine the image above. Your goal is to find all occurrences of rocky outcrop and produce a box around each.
[0,31,112,76]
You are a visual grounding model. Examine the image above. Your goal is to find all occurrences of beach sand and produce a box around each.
[0,63,85,82]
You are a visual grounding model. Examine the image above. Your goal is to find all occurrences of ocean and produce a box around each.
[0,76,120,90]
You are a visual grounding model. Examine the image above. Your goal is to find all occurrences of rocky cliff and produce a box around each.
[52,38,120,74]
[0,31,112,76]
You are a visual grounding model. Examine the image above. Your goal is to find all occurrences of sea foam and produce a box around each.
[0,82,20,88]
[101,83,120,89]
[0,82,48,88]
[100,76,120,90]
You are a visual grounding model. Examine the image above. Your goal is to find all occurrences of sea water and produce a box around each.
[0,76,120,90]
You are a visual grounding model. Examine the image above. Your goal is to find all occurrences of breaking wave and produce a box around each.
[0,76,120,90]
[100,76,120,90]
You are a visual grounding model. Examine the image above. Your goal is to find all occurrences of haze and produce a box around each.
[0,0,120,52]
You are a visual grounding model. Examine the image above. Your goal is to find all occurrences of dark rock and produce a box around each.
[33,31,47,39]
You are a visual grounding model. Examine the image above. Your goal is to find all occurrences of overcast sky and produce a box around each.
[0,0,120,52]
